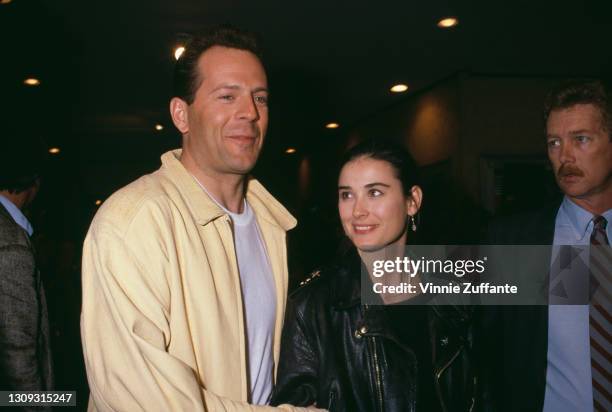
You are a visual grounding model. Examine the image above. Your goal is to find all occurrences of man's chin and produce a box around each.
[226,153,260,172]
[558,183,596,199]
[229,166,256,176]
[557,178,583,195]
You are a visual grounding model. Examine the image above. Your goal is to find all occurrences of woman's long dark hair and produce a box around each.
[339,139,421,197]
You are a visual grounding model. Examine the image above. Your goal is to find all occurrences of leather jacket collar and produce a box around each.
[328,246,364,309]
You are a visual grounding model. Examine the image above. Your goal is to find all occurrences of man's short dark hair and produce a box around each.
[543,80,611,138]
[0,135,43,194]
[172,25,263,105]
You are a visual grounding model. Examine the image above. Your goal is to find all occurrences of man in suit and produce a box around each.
[0,138,54,396]
[480,80,611,411]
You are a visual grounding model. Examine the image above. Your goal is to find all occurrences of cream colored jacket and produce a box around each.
[81,150,317,411]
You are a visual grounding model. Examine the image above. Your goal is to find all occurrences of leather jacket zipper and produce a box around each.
[434,345,462,412]
[368,336,384,412]
[363,304,384,412]
[328,388,337,410]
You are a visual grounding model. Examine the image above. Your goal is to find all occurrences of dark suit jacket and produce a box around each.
[478,201,560,412]
[0,201,53,397]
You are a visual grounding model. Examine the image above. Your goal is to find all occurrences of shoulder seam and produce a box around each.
[94,191,173,240]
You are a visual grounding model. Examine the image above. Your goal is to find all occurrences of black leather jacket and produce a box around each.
[271,248,476,412]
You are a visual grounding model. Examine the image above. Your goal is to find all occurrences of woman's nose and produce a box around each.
[352,197,368,218]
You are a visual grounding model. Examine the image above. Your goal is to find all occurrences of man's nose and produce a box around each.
[237,95,259,121]
[559,140,575,163]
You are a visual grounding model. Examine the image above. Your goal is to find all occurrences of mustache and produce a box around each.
[557,163,584,177]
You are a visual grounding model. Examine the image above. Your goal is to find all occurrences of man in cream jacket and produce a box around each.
[81,26,322,411]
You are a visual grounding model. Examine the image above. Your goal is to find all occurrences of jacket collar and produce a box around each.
[160,149,296,230]
[329,245,368,309]
[0,194,33,236]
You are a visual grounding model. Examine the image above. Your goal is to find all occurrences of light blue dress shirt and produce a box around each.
[543,197,612,412]
[0,194,33,236]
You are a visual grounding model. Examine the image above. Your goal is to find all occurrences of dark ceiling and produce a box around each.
[1,0,611,204]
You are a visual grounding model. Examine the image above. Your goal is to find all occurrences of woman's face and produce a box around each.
[338,156,421,252]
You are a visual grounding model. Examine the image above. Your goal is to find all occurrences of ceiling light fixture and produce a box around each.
[285,148,296,154]
[24,78,40,86]
[437,17,459,28]
[390,84,408,93]
[174,46,186,60]
[48,147,60,154]
[0,0,13,5]
[325,122,340,129]
[155,124,164,131]
[95,200,103,206]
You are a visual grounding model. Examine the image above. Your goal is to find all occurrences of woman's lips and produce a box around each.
[353,224,378,234]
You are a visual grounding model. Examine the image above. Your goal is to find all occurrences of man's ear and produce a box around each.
[406,185,423,216]
[170,97,189,134]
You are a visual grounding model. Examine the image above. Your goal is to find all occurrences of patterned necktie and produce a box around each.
[589,215,611,411]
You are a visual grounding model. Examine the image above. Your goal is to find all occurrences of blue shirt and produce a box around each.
[543,197,612,412]
[0,194,33,236]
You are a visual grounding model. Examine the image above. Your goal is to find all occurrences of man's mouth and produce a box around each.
[559,174,582,184]
[226,135,257,145]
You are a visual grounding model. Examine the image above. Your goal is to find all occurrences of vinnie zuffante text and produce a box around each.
[370,256,518,295]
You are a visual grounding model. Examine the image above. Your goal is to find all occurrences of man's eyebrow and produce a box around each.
[210,84,241,93]
[568,129,595,135]
[547,129,597,139]
[209,84,269,94]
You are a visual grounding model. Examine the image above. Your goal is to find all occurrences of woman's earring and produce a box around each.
[409,215,417,232]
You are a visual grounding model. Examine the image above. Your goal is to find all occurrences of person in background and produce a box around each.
[479,80,611,412]
[0,136,54,401]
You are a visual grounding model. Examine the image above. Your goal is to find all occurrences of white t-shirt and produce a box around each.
[194,180,277,405]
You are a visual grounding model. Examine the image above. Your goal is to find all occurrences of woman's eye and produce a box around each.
[369,189,383,197]
[339,191,352,200]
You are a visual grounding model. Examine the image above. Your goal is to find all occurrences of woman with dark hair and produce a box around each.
[271,140,476,411]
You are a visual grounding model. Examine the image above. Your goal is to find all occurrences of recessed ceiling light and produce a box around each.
[48,147,60,154]
[285,148,296,154]
[174,46,186,60]
[437,17,459,28]
[155,124,164,131]
[390,84,408,93]
[95,199,103,206]
[325,122,340,129]
[24,78,40,86]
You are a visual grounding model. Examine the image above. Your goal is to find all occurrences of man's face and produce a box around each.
[182,46,268,176]
[546,104,612,201]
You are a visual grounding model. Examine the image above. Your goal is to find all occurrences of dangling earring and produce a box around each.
[409,215,417,232]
